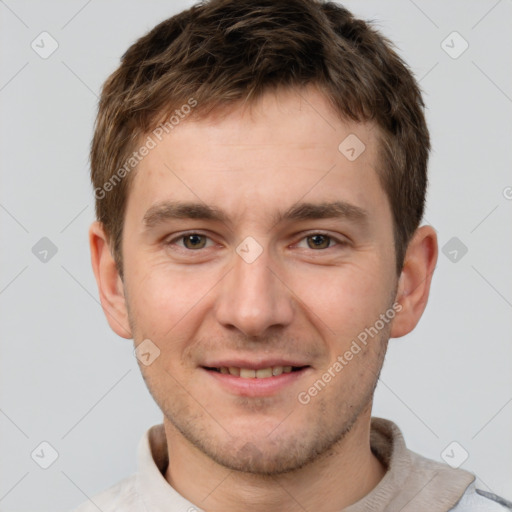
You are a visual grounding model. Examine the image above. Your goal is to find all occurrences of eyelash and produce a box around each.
[165,231,348,252]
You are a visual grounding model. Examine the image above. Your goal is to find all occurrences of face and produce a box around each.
[119,86,400,474]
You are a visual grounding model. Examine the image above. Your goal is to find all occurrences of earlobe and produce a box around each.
[89,221,132,339]
[390,225,438,339]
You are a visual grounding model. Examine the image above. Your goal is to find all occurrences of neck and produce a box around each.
[163,408,386,512]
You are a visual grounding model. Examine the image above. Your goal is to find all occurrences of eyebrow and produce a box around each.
[142,200,368,229]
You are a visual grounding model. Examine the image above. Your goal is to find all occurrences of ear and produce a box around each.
[391,225,438,338]
[89,221,132,339]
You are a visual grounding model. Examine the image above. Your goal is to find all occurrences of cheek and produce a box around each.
[287,262,392,341]
[126,262,213,340]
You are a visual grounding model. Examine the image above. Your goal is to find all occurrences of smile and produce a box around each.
[202,365,311,397]
[206,366,306,379]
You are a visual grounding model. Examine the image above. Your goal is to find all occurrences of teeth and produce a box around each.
[218,366,298,378]
[256,367,272,378]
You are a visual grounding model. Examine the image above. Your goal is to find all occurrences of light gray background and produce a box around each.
[1,1,511,510]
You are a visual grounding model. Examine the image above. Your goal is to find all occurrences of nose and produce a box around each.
[214,243,295,338]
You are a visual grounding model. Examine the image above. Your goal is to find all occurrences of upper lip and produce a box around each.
[202,358,310,370]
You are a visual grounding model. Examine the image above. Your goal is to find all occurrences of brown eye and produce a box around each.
[182,234,208,249]
[306,234,332,249]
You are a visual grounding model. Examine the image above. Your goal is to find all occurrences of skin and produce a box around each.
[90,85,437,512]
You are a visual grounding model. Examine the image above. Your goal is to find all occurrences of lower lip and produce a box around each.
[202,367,311,397]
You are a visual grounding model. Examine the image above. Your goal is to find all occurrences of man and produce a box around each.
[76,0,510,510]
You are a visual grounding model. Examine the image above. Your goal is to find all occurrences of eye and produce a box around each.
[167,233,215,250]
[296,233,346,250]
[166,231,347,253]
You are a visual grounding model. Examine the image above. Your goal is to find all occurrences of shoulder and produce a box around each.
[450,482,512,511]
[70,474,140,512]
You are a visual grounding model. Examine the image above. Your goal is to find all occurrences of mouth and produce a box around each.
[203,365,310,379]
[201,364,311,397]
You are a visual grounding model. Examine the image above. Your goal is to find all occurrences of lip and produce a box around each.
[202,366,311,397]
[202,358,310,370]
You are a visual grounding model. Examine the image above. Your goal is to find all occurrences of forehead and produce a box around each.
[126,86,388,227]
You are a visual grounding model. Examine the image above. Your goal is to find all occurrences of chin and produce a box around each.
[197,424,346,476]
[212,441,314,476]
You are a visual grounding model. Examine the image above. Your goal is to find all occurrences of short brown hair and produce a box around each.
[91,0,429,275]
